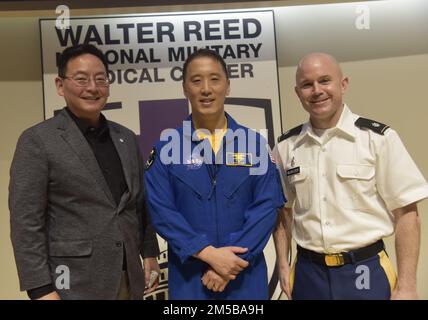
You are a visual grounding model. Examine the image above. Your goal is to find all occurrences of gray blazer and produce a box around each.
[9,109,159,299]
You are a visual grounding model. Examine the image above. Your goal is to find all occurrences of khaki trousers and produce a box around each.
[116,271,131,300]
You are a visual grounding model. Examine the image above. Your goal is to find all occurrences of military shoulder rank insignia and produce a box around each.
[277,124,303,143]
[355,117,390,135]
[226,152,253,167]
[145,147,156,170]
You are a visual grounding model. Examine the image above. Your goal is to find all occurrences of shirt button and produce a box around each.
[322,196,327,201]
[321,148,326,152]
[325,221,330,226]
[116,241,122,248]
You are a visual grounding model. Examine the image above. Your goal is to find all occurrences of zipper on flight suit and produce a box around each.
[207,165,217,199]
[207,164,220,246]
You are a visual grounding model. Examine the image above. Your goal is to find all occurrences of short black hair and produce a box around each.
[182,48,228,82]
[57,44,109,77]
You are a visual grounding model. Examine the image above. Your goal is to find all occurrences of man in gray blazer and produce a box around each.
[9,44,160,300]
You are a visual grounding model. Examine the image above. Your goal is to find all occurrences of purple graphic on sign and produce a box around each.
[138,99,189,161]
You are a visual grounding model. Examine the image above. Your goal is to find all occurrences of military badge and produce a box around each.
[226,152,253,167]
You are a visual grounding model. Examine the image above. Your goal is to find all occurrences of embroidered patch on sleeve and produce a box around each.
[145,147,156,170]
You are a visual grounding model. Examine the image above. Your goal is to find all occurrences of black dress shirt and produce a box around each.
[66,108,128,205]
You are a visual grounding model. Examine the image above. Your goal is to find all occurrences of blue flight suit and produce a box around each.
[144,113,285,299]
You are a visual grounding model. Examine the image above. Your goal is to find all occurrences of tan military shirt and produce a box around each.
[273,105,428,253]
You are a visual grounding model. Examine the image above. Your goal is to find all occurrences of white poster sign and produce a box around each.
[40,9,283,299]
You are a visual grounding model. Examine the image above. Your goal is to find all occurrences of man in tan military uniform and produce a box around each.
[273,52,428,300]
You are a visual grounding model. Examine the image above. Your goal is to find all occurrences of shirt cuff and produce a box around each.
[142,239,160,258]
[27,284,55,300]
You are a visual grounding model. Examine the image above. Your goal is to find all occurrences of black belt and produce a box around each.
[297,240,385,267]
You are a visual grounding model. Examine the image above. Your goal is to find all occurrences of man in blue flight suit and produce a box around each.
[144,49,285,299]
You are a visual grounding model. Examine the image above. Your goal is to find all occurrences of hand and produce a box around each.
[391,286,418,300]
[36,291,61,300]
[278,263,292,300]
[195,246,249,280]
[143,257,161,294]
[202,268,229,292]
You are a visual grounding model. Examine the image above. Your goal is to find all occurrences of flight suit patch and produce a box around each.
[226,152,253,167]
[185,155,203,170]
[145,147,156,170]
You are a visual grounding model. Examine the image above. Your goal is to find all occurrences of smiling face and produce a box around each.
[182,56,230,121]
[55,53,109,124]
[295,53,348,129]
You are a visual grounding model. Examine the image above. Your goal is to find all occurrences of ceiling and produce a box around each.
[1,0,426,66]
[274,0,428,66]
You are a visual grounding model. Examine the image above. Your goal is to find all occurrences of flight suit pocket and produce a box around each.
[170,168,204,199]
[223,174,251,201]
[336,164,375,210]
[288,168,312,212]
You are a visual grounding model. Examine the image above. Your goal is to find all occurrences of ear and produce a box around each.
[55,77,65,97]
[341,76,349,94]
[226,79,230,96]
[294,86,300,99]
[182,81,188,99]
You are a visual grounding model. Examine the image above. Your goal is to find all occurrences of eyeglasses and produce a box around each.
[62,75,110,87]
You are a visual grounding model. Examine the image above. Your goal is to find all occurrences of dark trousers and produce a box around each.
[291,250,396,299]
